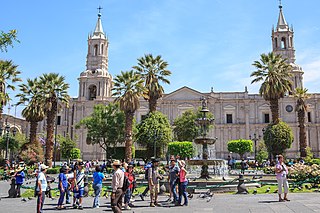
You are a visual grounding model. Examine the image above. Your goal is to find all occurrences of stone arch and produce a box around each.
[94,44,98,56]
[281,37,287,49]
[88,84,97,100]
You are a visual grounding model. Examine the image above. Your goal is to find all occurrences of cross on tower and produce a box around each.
[97,6,103,13]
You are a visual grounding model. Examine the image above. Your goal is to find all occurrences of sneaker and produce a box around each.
[124,205,131,210]
[78,205,83,210]
[150,203,155,207]
[73,204,78,209]
[128,203,135,207]
[139,194,145,201]
[93,206,99,209]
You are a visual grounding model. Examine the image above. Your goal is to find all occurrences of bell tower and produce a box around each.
[271,1,303,90]
[78,10,113,101]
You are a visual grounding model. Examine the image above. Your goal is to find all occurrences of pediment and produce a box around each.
[163,86,204,101]
[223,105,236,110]
[259,103,270,110]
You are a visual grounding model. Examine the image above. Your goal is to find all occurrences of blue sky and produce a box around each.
[1,0,320,115]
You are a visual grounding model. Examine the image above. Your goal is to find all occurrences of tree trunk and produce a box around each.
[298,110,307,157]
[124,111,134,162]
[29,121,38,145]
[45,108,56,167]
[149,96,158,113]
[270,98,280,124]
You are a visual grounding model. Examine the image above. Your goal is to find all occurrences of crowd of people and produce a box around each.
[1,155,190,213]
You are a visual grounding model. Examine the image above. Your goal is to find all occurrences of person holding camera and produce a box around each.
[275,155,290,202]
[148,158,163,207]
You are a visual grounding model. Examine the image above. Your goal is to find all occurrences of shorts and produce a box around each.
[73,187,84,198]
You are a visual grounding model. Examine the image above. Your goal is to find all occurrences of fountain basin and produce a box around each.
[194,137,216,145]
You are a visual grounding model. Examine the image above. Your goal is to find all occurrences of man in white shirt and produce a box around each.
[36,164,48,213]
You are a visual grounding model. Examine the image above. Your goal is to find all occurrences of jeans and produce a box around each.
[16,183,22,197]
[178,181,188,205]
[65,188,70,203]
[58,187,67,206]
[124,188,132,204]
[93,183,102,207]
[37,191,46,213]
[170,181,178,202]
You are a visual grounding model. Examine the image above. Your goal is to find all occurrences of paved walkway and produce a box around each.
[1,180,320,212]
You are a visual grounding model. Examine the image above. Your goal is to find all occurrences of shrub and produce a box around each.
[167,141,194,159]
[263,121,293,158]
[227,139,253,159]
[288,163,320,187]
[70,148,81,160]
[46,167,60,174]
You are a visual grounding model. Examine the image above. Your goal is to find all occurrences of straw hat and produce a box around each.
[112,160,121,166]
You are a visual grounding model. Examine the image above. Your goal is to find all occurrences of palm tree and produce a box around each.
[133,54,171,112]
[16,78,45,147]
[112,70,146,162]
[0,60,21,120]
[294,88,310,157]
[39,73,70,167]
[251,52,292,124]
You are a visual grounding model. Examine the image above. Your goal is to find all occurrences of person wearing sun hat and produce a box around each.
[111,160,124,213]
[36,164,48,213]
[148,158,163,207]
[15,166,25,197]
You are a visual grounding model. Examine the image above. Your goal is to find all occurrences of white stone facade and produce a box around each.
[56,8,320,160]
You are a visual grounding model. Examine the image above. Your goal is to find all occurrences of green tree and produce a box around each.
[0,60,21,121]
[294,88,310,157]
[76,103,125,159]
[256,141,268,164]
[16,78,45,147]
[70,148,81,160]
[263,121,294,158]
[136,111,172,159]
[112,71,146,162]
[133,54,171,112]
[251,52,292,124]
[168,141,194,159]
[39,73,70,167]
[173,108,214,141]
[0,30,19,52]
[227,139,253,159]
[59,134,77,163]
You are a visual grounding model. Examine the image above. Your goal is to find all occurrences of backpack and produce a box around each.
[122,174,130,192]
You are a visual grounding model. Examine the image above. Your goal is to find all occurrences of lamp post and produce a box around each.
[153,129,157,158]
[249,133,261,161]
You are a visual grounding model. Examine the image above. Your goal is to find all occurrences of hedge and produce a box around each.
[168,141,194,159]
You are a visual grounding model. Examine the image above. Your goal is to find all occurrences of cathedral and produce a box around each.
[49,5,320,160]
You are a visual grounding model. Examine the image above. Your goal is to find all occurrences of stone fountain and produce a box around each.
[188,97,227,180]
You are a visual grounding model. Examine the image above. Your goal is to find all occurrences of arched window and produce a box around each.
[101,44,104,55]
[94,44,98,56]
[88,85,97,100]
[274,38,278,48]
[281,37,286,49]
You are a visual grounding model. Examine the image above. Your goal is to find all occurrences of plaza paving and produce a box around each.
[1,180,320,212]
